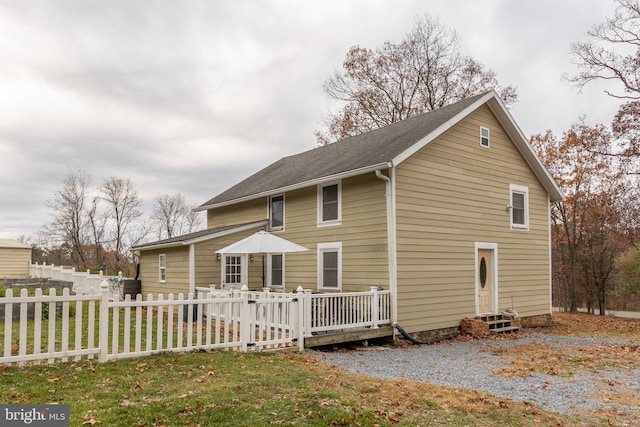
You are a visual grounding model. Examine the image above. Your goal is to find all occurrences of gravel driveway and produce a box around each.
[314,331,640,416]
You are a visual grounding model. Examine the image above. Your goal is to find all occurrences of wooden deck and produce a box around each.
[304,325,394,347]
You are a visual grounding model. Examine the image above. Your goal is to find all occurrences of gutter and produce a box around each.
[196,162,390,211]
[133,220,268,251]
[375,164,398,331]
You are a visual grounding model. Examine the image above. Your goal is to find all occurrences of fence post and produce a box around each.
[98,280,110,362]
[296,286,305,351]
[370,286,380,329]
[240,285,251,352]
[304,289,313,337]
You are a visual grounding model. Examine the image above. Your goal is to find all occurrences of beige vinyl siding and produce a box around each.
[198,173,389,293]
[193,227,265,290]
[0,247,31,278]
[139,247,190,295]
[142,173,390,294]
[207,198,267,228]
[395,105,551,333]
[139,225,267,295]
[275,173,389,292]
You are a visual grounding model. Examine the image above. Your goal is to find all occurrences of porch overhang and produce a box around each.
[132,220,268,252]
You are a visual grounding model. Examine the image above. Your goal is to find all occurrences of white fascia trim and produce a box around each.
[389,90,564,203]
[392,91,496,165]
[135,220,268,251]
[195,163,389,211]
[485,96,564,202]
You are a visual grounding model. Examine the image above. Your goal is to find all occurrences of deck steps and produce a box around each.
[479,314,519,334]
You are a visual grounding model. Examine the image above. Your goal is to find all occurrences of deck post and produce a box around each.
[296,286,305,351]
[240,285,251,352]
[98,280,110,362]
[304,289,313,337]
[370,287,380,329]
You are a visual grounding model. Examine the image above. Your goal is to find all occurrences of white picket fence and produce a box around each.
[1,284,391,365]
[29,262,112,296]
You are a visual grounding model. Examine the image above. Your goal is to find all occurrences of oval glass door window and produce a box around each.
[479,257,487,288]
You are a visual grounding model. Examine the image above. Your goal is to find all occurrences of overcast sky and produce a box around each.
[0,0,623,240]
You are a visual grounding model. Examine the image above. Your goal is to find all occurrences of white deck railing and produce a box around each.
[2,280,392,365]
[303,288,391,336]
[197,285,392,338]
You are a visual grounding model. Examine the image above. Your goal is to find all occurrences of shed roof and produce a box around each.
[0,239,31,249]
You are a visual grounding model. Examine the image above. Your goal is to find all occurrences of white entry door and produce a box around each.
[477,249,494,314]
[222,254,247,289]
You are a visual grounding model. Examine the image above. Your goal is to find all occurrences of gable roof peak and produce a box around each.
[197,91,562,209]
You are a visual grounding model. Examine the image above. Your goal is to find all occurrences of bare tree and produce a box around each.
[86,196,107,268]
[43,170,91,269]
[151,193,203,239]
[100,177,143,270]
[316,14,517,144]
[568,0,640,99]
[568,0,640,173]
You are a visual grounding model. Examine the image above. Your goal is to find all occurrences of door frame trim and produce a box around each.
[475,242,498,315]
[220,253,248,288]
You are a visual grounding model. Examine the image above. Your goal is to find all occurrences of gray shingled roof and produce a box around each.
[132,220,267,250]
[198,93,487,209]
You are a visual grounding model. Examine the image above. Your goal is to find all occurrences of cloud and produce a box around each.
[0,0,624,239]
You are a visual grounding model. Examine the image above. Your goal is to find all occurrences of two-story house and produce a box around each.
[133,91,563,335]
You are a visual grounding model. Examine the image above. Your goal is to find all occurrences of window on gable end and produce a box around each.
[270,194,284,230]
[510,184,529,230]
[480,127,490,148]
[317,181,341,226]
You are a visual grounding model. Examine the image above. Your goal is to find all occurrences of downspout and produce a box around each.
[189,243,195,295]
[375,165,398,332]
[547,194,553,315]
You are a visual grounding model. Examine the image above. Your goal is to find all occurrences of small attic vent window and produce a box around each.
[480,127,490,148]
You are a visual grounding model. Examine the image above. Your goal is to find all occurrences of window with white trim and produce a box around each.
[317,181,341,226]
[510,184,529,230]
[318,242,342,290]
[480,127,490,148]
[268,254,284,288]
[269,194,284,230]
[159,254,166,282]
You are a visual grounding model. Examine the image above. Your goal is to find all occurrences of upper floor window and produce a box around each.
[480,127,490,148]
[270,194,284,230]
[159,254,166,282]
[318,181,341,226]
[510,184,529,230]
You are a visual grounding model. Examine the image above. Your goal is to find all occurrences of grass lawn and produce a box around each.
[0,313,636,426]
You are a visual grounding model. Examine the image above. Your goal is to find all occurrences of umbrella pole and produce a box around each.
[261,254,265,288]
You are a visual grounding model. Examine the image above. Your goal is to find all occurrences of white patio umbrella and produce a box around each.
[216,230,308,287]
